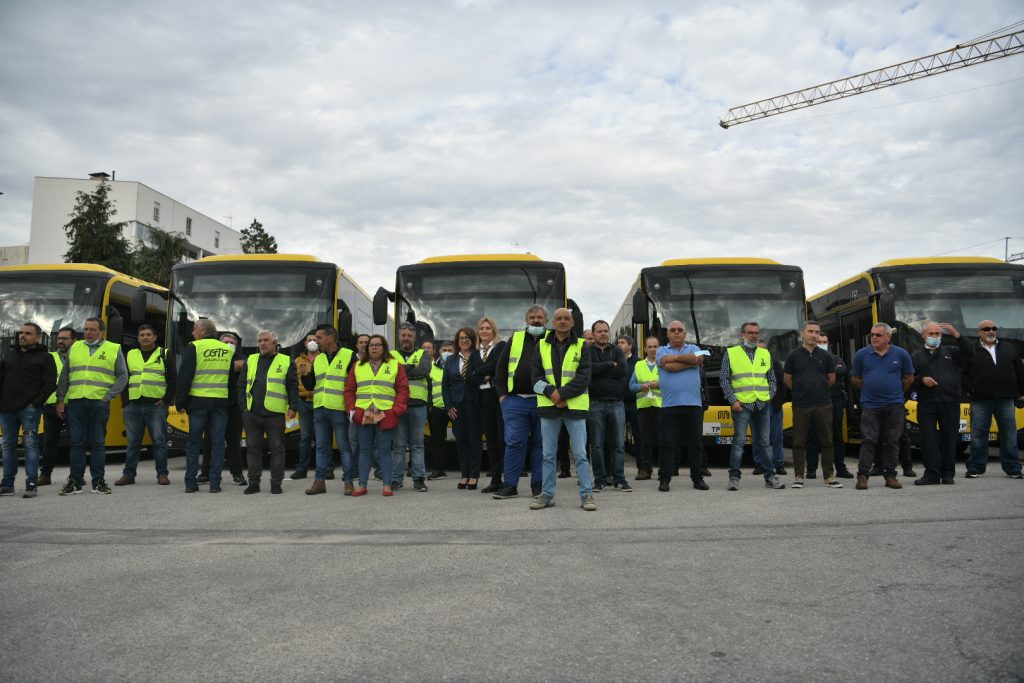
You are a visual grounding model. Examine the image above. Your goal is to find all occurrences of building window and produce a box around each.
[214,231,220,248]
[185,217,192,236]
[153,202,161,223]
[135,223,150,242]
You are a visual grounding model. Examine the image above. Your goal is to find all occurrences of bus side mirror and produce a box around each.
[130,290,147,324]
[373,288,392,326]
[632,289,649,326]
[337,306,353,345]
[106,305,124,345]
[177,312,193,345]
[568,298,583,336]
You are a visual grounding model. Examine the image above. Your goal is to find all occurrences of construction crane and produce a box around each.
[719,25,1024,129]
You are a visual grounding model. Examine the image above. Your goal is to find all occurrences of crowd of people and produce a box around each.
[0,308,1021,509]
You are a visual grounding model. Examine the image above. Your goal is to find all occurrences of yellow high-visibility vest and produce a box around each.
[189,338,233,399]
[127,347,166,401]
[355,359,399,410]
[245,352,290,413]
[66,340,120,401]
[313,348,354,410]
[536,337,589,411]
[727,346,771,403]
[633,360,662,409]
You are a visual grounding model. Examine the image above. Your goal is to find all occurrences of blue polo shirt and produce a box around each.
[851,344,914,409]
[655,343,702,407]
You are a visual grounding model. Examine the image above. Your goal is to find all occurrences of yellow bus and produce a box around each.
[165,254,389,448]
[0,263,168,448]
[806,256,1024,446]
[373,254,581,342]
[613,258,806,446]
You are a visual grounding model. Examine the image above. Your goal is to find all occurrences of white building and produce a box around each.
[28,173,242,265]
[0,245,30,266]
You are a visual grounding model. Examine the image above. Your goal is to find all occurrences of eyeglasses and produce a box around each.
[367,342,383,347]
[458,337,471,341]
[979,326,998,332]
[869,333,887,338]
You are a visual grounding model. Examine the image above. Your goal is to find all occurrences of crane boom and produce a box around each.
[719,29,1024,129]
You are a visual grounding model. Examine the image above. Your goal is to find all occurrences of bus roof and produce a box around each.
[0,263,166,290]
[657,257,783,267]
[874,256,1006,268]
[418,254,544,264]
[195,254,322,264]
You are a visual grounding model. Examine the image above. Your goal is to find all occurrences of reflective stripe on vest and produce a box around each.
[506,330,526,394]
[536,337,589,411]
[429,363,444,408]
[355,359,398,410]
[66,340,120,401]
[189,338,233,399]
[633,360,662,409]
[313,348,354,410]
[391,349,427,402]
[246,353,290,413]
[127,347,166,401]
[727,346,771,403]
[47,351,64,405]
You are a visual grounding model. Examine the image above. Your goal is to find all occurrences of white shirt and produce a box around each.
[478,341,497,390]
[982,341,998,364]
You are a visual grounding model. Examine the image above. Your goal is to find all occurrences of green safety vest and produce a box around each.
[246,352,290,413]
[505,330,526,394]
[313,348,354,410]
[189,338,233,399]
[727,346,772,403]
[66,340,120,401]
[536,337,589,411]
[47,352,64,405]
[126,347,166,401]
[391,349,428,403]
[429,363,445,408]
[354,359,398,410]
[633,359,662,409]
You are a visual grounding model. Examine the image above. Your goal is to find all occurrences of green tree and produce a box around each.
[241,218,278,254]
[132,225,190,286]
[63,181,134,273]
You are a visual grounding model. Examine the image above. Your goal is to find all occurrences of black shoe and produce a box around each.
[426,470,446,480]
[775,466,787,476]
[325,470,336,480]
[413,478,428,492]
[806,471,817,479]
[232,474,247,486]
[914,477,940,486]
[941,478,955,485]
[59,478,83,496]
[692,479,709,491]
[592,482,606,492]
[558,470,571,479]
[91,480,112,495]
[481,483,500,494]
[1008,472,1024,479]
[288,470,307,480]
[391,481,404,491]
[209,486,222,493]
[271,482,283,494]
[700,468,712,477]
[493,484,518,499]
[185,485,199,493]
[965,471,983,478]
[903,469,917,478]
[752,466,765,475]
[244,483,260,495]
[836,469,855,479]
[531,484,542,498]
[197,474,210,484]
[658,481,670,492]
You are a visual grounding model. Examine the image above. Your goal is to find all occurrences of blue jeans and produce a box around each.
[123,402,169,477]
[391,405,427,484]
[66,399,110,485]
[540,416,592,500]
[500,394,542,488]
[1,405,41,488]
[186,406,227,488]
[968,399,1021,475]
[754,406,784,470]
[314,408,353,482]
[729,404,771,480]
[357,424,393,487]
[588,399,627,486]
[293,400,315,473]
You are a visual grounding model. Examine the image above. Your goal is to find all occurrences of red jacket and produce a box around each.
[344,361,409,431]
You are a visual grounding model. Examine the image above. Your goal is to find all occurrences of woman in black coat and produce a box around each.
[472,317,507,493]
[442,327,481,489]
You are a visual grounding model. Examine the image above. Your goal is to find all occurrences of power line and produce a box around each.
[936,237,1024,257]
[962,19,1024,46]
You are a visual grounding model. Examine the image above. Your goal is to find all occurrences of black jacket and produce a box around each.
[587,344,626,401]
[469,340,507,395]
[0,343,57,412]
[494,331,543,398]
[911,336,973,403]
[966,340,1024,400]
[621,354,640,405]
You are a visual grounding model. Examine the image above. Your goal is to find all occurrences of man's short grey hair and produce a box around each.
[399,322,416,332]
[257,329,278,343]
[525,305,547,321]
[195,319,217,337]
[872,322,893,335]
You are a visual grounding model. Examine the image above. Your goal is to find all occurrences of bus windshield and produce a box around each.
[644,268,805,356]
[0,273,106,347]
[877,268,1024,352]
[169,265,335,357]
[396,264,565,341]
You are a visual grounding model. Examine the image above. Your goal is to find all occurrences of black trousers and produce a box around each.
[41,403,65,475]
[636,407,660,473]
[243,411,286,485]
[426,406,453,472]
[660,405,704,482]
[918,400,959,482]
[477,388,504,484]
[858,405,905,476]
[452,400,481,478]
[203,404,244,477]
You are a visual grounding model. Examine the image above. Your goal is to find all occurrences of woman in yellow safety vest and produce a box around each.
[344,334,409,496]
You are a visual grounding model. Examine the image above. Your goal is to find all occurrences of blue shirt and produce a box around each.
[851,344,914,409]
[655,343,702,407]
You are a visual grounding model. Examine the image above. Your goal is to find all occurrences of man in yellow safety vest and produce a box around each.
[116,323,175,486]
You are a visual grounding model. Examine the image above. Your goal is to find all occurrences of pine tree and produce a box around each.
[133,225,190,286]
[241,219,278,254]
[63,181,134,273]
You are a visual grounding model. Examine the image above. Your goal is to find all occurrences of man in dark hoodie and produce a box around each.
[0,323,57,497]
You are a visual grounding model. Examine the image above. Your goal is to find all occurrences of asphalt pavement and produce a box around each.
[1,453,1022,683]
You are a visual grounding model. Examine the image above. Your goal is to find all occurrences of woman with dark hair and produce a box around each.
[442,326,480,489]
[344,334,409,496]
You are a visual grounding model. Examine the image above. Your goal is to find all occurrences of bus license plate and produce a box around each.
[716,436,732,445]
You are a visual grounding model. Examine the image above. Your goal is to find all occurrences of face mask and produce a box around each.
[441,351,452,360]
[225,343,236,353]
[306,341,318,353]
[925,337,941,349]
[817,343,829,350]
[527,325,545,336]
[742,341,757,349]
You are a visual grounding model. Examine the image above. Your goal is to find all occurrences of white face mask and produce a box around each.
[441,351,452,360]
[526,325,546,336]
[306,341,318,353]
[817,343,828,350]
[225,343,236,353]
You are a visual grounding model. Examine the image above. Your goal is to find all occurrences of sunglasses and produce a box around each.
[979,326,998,332]
[869,333,888,338]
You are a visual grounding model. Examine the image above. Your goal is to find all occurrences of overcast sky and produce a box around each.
[1,1,1022,323]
